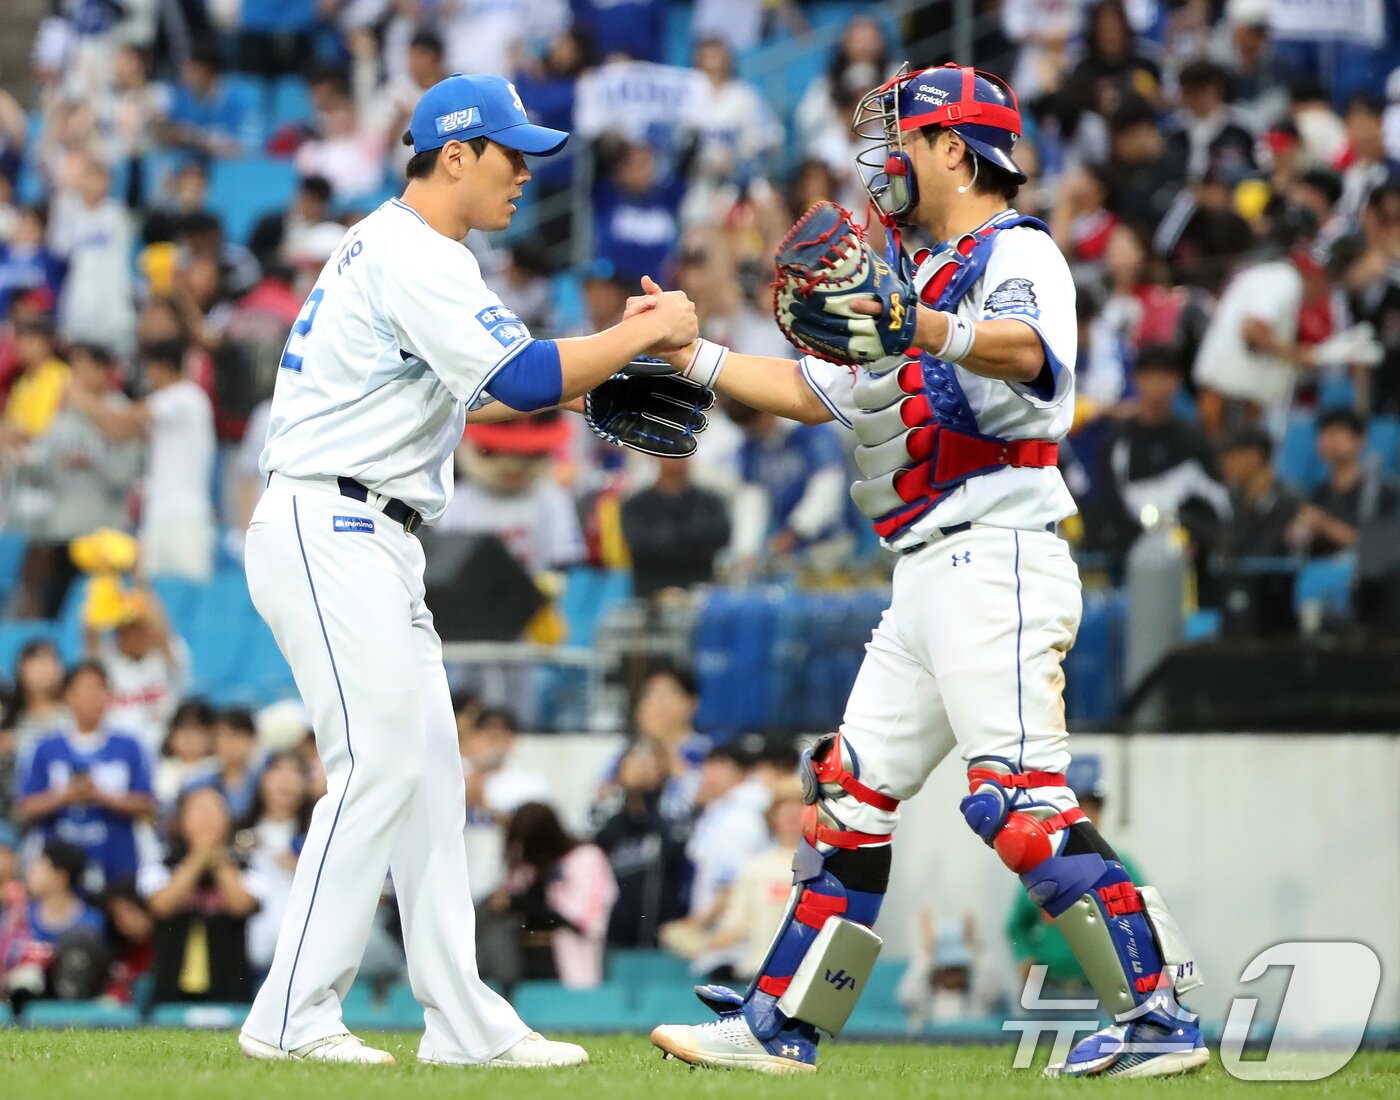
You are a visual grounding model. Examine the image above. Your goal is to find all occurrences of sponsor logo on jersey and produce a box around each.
[435,107,480,136]
[333,515,376,534]
[984,277,1039,318]
[475,305,528,348]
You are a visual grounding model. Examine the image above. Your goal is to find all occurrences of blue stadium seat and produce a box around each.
[22,1000,142,1028]
[0,531,27,607]
[1317,374,1355,411]
[608,948,693,996]
[1294,556,1355,615]
[1063,588,1127,724]
[147,1003,248,1029]
[634,983,710,1026]
[341,981,422,1031]
[271,76,315,130]
[512,981,638,1031]
[1278,412,1324,492]
[208,156,301,246]
[1184,608,1222,642]
[560,567,632,648]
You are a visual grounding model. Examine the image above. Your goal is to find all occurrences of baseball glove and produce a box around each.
[772,200,918,365]
[585,358,715,459]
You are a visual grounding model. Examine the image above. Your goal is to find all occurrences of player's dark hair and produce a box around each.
[299,174,333,204]
[1220,426,1273,462]
[402,130,489,179]
[1317,407,1365,436]
[644,662,698,699]
[1345,91,1385,118]
[475,707,519,734]
[63,659,109,692]
[141,339,186,375]
[505,802,577,871]
[918,125,1020,201]
[1135,344,1181,375]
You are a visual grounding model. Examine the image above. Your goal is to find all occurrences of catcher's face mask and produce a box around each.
[853,63,920,223]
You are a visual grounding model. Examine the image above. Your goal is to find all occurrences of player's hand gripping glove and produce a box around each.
[584,358,715,459]
[773,200,918,365]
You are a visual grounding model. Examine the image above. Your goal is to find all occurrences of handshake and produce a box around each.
[627,274,699,363]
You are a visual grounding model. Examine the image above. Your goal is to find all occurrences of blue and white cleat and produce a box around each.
[651,1004,818,1075]
[1045,1018,1209,1079]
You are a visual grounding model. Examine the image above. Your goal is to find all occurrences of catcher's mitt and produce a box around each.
[585,358,715,459]
[772,201,918,365]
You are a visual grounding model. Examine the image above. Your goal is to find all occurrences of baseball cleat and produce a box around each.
[650,1015,817,1074]
[482,1032,589,1067]
[239,1031,396,1064]
[1045,1020,1209,1079]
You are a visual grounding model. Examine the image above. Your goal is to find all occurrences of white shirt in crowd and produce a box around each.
[437,478,585,573]
[144,379,216,525]
[686,775,771,974]
[48,191,136,355]
[99,634,192,757]
[1192,259,1302,413]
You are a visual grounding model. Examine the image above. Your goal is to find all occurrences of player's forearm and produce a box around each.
[914,307,1044,382]
[15,792,66,823]
[664,346,833,425]
[554,312,682,401]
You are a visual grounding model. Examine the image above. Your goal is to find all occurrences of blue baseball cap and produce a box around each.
[408,73,569,157]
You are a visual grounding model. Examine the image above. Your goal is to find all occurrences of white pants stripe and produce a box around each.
[241,478,529,1062]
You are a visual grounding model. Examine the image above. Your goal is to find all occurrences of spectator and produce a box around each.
[1216,427,1303,560]
[104,44,164,168]
[71,339,217,581]
[1085,346,1230,564]
[727,401,849,571]
[152,700,216,812]
[353,28,447,180]
[85,587,191,757]
[239,752,314,975]
[247,175,335,275]
[1152,168,1255,291]
[18,342,143,618]
[1336,94,1399,225]
[461,706,551,903]
[573,0,667,64]
[142,786,262,1004]
[1105,93,1186,236]
[1069,0,1162,114]
[1287,408,1400,558]
[47,153,136,355]
[16,662,154,893]
[1,639,67,754]
[1211,0,1291,127]
[188,709,263,823]
[795,15,888,152]
[592,141,686,286]
[485,802,617,990]
[702,778,804,980]
[897,908,985,1029]
[293,92,387,205]
[235,0,318,79]
[0,823,18,892]
[621,457,731,597]
[685,38,781,197]
[1001,0,1080,104]
[0,840,108,1010]
[0,206,64,318]
[1345,182,1400,415]
[96,878,155,1005]
[659,743,770,980]
[156,43,255,158]
[0,315,68,449]
[593,742,691,948]
[443,413,586,574]
[1166,57,1260,185]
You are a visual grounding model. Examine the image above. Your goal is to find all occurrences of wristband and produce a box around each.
[681,338,729,389]
[933,311,976,364]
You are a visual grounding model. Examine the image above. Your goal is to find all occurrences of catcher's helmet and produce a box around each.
[854,63,1025,220]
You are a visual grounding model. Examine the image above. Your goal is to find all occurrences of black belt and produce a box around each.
[899,521,1055,556]
[336,477,423,534]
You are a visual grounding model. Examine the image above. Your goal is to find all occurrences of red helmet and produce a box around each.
[854,63,1025,220]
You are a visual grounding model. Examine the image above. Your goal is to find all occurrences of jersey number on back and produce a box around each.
[279,288,325,374]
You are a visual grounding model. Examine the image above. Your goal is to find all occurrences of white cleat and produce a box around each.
[650,1018,816,1074]
[239,1031,396,1064]
[417,1033,592,1069]
[482,1032,589,1068]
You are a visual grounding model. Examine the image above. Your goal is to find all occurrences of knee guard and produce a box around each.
[696,733,895,1041]
[961,757,1203,1023]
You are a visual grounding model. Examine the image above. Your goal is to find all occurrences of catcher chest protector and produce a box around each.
[848,211,1059,542]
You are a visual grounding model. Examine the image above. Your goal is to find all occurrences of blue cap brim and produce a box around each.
[491,123,570,157]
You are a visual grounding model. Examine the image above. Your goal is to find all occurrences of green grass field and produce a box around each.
[2,1032,1398,1100]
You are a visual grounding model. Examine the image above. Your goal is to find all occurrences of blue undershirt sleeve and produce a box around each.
[485,339,564,412]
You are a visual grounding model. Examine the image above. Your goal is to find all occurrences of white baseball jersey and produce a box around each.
[800,216,1079,544]
[259,198,533,522]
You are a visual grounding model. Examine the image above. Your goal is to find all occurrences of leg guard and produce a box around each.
[961,757,1203,1020]
[696,734,895,1047]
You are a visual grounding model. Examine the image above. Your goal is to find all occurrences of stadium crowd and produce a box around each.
[1,0,1400,1015]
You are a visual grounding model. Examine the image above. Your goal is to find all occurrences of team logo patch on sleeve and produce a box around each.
[475,305,529,348]
[984,278,1040,318]
[333,515,376,534]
